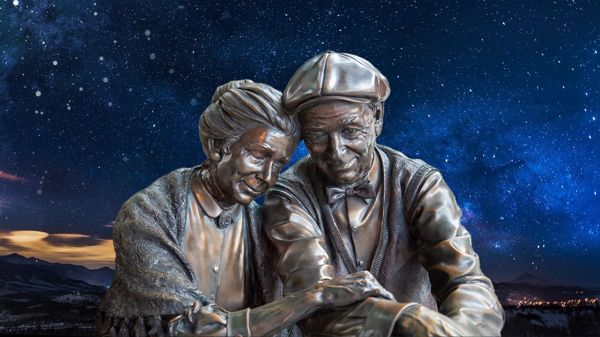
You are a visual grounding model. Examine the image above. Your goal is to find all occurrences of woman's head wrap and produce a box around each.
[199,80,300,158]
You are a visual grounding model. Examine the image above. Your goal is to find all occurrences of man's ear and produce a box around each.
[207,138,222,162]
[373,102,384,136]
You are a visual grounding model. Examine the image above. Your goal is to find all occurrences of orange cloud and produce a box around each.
[0,230,115,269]
[0,171,27,182]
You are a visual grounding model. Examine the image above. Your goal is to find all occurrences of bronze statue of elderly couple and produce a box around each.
[97,52,504,337]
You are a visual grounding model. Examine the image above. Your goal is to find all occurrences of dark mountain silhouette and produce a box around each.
[0,259,106,295]
[494,273,599,304]
[0,253,113,288]
[0,255,108,335]
[509,272,551,286]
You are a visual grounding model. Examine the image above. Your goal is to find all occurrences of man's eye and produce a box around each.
[342,128,360,137]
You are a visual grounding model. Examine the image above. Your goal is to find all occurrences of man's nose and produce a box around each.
[328,133,346,160]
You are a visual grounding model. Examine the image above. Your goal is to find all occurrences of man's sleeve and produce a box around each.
[262,187,334,294]
[396,171,505,336]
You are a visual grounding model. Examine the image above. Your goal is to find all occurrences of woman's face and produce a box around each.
[215,126,296,205]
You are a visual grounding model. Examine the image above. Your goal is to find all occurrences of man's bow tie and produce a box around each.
[326,182,377,205]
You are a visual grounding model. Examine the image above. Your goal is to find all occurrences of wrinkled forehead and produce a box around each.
[239,126,295,157]
[300,100,374,127]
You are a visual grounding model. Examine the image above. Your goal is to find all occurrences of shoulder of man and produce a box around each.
[376,144,443,209]
[265,155,321,222]
[277,155,312,185]
[376,144,437,175]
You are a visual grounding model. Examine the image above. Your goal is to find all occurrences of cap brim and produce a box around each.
[292,95,373,114]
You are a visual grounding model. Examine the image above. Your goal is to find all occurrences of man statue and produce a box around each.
[263,52,505,336]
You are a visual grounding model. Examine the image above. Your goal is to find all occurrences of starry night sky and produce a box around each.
[1,1,599,286]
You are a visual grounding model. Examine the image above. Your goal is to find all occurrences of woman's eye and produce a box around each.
[244,147,265,160]
[251,151,265,159]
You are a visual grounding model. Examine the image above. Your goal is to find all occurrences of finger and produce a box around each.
[345,271,370,281]
[372,288,395,301]
[360,284,394,300]
[341,275,374,288]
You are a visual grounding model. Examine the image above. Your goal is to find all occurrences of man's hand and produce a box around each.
[393,304,477,337]
[314,271,395,309]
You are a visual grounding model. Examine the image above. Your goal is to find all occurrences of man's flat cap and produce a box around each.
[283,51,390,113]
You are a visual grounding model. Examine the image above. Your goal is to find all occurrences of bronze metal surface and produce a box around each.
[97,79,393,337]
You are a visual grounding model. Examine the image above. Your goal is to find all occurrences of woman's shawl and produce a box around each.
[98,167,280,319]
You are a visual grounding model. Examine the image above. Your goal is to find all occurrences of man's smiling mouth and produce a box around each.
[329,158,356,171]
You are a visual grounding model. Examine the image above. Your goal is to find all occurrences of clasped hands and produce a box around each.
[311,271,396,309]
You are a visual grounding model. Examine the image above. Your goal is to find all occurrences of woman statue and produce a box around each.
[97,80,392,337]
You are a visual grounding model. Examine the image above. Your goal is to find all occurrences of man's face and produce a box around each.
[301,101,380,185]
[216,126,295,205]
